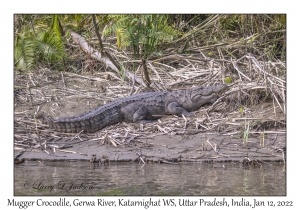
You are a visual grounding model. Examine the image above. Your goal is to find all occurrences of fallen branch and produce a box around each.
[57,149,87,156]
[69,30,147,87]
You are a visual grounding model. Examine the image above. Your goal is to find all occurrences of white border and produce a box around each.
[2,0,298,209]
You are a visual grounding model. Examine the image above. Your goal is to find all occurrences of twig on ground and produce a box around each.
[61,72,66,88]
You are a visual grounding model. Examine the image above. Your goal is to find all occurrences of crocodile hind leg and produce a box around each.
[167,102,195,117]
[121,104,155,123]
[132,106,148,122]
[120,104,147,122]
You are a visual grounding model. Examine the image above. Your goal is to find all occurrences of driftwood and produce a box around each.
[68,30,147,87]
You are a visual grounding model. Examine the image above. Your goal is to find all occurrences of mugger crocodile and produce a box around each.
[43,84,229,133]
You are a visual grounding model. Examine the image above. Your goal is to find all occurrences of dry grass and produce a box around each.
[14,50,286,152]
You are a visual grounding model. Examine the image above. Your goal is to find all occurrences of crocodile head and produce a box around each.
[212,83,229,96]
[190,84,229,107]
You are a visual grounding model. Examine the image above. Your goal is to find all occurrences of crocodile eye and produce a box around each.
[191,93,202,101]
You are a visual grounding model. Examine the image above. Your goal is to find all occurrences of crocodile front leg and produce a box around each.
[167,102,195,117]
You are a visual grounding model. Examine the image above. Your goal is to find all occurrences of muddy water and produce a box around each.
[14,161,285,196]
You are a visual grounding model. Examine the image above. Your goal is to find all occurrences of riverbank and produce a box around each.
[14,69,286,164]
[15,131,285,163]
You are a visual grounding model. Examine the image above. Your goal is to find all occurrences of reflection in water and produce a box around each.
[14,161,286,196]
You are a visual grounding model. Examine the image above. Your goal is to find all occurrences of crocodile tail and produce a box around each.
[43,113,92,133]
[42,111,122,133]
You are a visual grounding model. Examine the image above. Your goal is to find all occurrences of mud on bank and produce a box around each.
[16,132,286,164]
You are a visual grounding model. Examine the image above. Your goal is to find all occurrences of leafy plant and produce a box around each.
[14,15,66,71]
[103,15,179,59]
[239,107,244,114]
[224,77,232,84]
[35,28,65,63]
[14,32,36,71]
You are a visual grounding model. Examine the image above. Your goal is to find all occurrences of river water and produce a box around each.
[14,161,285,196]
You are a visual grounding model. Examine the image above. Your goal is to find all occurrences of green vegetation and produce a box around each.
[103,14,179,59]
[14,15,66,71]
[224,77,233,84]
[14,14,286,72]
[243,121,250,147]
